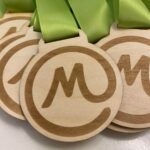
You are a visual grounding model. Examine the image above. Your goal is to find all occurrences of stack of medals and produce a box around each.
[0,0,150,142]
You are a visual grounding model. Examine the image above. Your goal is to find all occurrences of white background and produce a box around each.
[0,108,150,150]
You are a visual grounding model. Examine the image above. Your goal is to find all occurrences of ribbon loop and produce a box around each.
[68,0,113,43]
[114,0,150,28]
[35,0,79,43]
[0,0,35,17]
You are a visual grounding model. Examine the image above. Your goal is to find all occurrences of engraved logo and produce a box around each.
[101,36,150,125]
[0,39,39,118]
[42,62,116,108]
[118,55,150,96]
[0,16,30,39]
[2,27,17,38]
[8,56,34,84]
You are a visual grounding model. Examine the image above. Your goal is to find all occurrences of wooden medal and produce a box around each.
[108,123,145,133]
[0,27,41,120]
[97,26,150,129]
[0,13,31,39]
[20,36,123,142]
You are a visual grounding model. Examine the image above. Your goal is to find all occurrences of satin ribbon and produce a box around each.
[35,0,113,43]
[143,0,150,11]
[31,10,41,32]
[35,0,79,43]
[114,0,150,28]
[68,0,113,43]
[4,0,148,43]
[0,0,149,44]
[0,0,6,17]
[0,0,35,17]
[30,11,36,26]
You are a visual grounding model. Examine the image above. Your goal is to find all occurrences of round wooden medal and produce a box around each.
[97,27,150,129]
[0,27,41,120]
[20,38,123,142]
[0,13,31,39]
[108,123,145,133]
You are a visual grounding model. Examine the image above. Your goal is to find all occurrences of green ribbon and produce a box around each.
[0,0,35,17]
[0,0,6,17]
[35,0,113,43]
[3,0,148,43]
[68,0,113,43]
[31,10,41,32]
[28,0,150,43]
[30,11,36,26]
[143,0,150,11]
[35,0,79,43]
[114,0,150,28]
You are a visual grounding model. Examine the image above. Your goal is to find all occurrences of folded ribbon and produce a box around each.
[35,0,150,43]
[143,0,150,10]
[68,0,113,43]
[2,0,149,43]
[0,0,35,17]
[114,0,150,28]
[31,10,41,32]
[35,0,79,43]
[34,0,113,43]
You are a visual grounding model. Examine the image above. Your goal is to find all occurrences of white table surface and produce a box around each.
[0,108,150,150]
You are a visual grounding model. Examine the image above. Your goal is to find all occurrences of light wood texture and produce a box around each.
[0,13,31,40]
[108,123,145,133]
[0,27,41,120]
[20,36,122,142]
[97,26,150,129]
